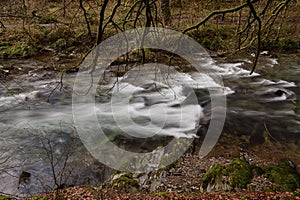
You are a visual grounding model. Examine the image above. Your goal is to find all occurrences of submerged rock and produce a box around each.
[18,171,31,188]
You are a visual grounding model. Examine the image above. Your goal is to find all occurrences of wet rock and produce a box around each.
[260,51,270,56]
[18,171,31,188]
[274,89,287,96]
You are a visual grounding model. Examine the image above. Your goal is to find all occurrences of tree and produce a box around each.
[182,0,294,73]
[160,0,171,26]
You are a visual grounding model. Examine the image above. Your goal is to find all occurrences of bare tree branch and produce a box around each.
[183,0,259,34]
[79,0,92,40]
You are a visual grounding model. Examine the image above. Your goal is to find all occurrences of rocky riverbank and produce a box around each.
[18,133,299,199]
[27,151,300,199]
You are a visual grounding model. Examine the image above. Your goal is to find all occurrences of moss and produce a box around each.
[200,158,255,191]
[28,197,48,200]
[0,196,16,200]
[292,100,300,114]
[0,24,77,55]
[0,42,30,58]
[261,38,300,51]
[293,191,300,197]
[155,191,167,196]
[225,158,254,189]
[264,161,300,192]
[200,163,228,192]
[201,163,225,186]
[50,38,67,51]
[32,15,58,24]
[202,158,300,192]
[111,173,139,190]
[251,165,263,176]
[240,195,249,200]
[188,25,236,51]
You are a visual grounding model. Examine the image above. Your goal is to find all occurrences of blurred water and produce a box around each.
[0,53,299,196]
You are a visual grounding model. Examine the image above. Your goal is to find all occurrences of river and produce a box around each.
[0,52,299,197]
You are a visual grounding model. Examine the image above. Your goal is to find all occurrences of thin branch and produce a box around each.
[183,0,259,34]
[102,0,121,31]
[0,20,6,31]
[79,0,92,40]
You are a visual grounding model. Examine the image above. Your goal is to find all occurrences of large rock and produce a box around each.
[200,158,260,192]
[264,160,300,192]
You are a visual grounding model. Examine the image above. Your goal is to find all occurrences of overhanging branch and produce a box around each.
[183,0,259,34]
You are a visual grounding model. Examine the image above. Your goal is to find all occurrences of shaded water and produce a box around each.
[0,53,299,196]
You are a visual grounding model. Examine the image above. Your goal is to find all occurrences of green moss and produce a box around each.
[201,158,300,192]
[50,38,67,51]
[188,25,235,51]
[225,158,254,189]
[293,191,300,197]
[0,195,16,200]
[201,163,225,185]
[261,38,300,51]
[264,161,300,192]
[0,42,30,58]
[28,197,48,200]
[155,191,167,196]
[251,165,263,176]
[240,195,249,200]
[201,158,255,191]
[292,100,300,114]
[111,173,139,190]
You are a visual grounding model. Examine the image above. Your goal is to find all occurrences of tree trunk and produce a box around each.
[160,0,171,26]
[96,0,109,44]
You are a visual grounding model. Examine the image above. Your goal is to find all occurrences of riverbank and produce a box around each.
[1,1,300,199]
[28,144,300,199]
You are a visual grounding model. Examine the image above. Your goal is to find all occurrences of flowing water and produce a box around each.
[0,53,299,197]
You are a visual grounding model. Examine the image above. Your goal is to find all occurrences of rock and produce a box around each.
[260,51,269,56]
[274,89,287,96]
[200,158,255,192]
[18,171,31,188]
[264,160,300,192]
[108,173,140,191]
